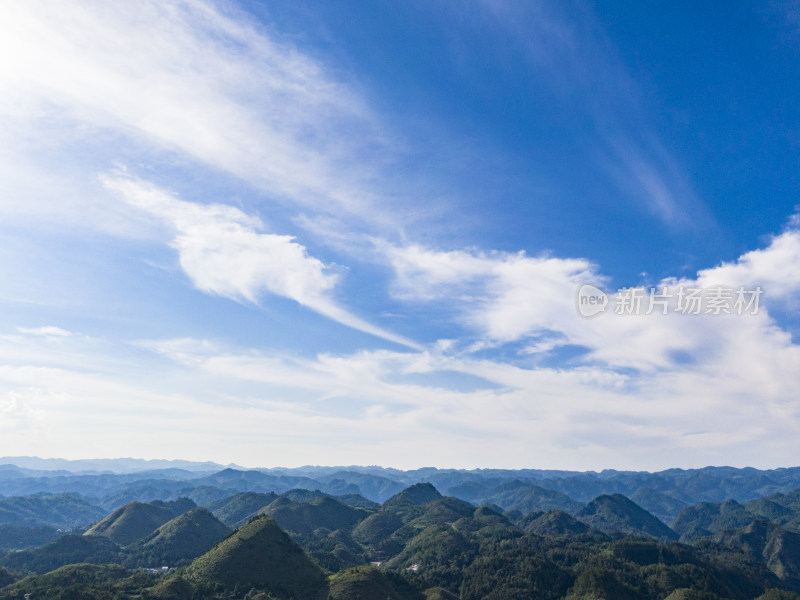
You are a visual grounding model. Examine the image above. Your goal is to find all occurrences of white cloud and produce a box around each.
[0,0,396,228]
[387,244,599,342]
[0,308,798,469]
[386,223,800,373]
[17,326,72,337]
[696,226,800,302]
[140,334,800,469]
[104,173,419,349]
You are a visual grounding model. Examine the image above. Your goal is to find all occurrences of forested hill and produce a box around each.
[2,478,800,599]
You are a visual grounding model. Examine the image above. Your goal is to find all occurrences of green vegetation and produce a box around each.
[261,495,369,537]
[2,481,800,599]
[0,524,60,550]
[125,507,231,568]
[383,483,443,509]
[630,487,689,525]
[673,500,757,541]
[187,514,328,599]
[206,492,278,527]
[0,563,155,600]
[0,534,121,574]
[449,480,582,515]
[0,493,105,529]
[712,519,800,585]
[84,501,189,546]
[577,494,678,540]
[521,510,595,537]
[328,566,423,600]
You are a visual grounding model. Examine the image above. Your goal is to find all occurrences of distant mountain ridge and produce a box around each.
[3,461,800,510]
[0,457,239,473]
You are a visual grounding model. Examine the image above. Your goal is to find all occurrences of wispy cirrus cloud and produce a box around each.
[481,0,709,229]
[0,0,399,229]
[17,326,73,338]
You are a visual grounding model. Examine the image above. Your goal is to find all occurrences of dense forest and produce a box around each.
[1,463,800,599]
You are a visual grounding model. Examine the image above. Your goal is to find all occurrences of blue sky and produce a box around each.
[1,0,799,470]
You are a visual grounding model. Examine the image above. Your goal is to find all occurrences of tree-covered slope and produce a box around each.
[261,495,369,537]
[125,507,231,567]
[0,493,105,528]
[0,524,60,551]
[630,487,688,525]
[713,519,800,585]
[187,514,328,599]
[449,479,582,515]
[522,510,595,537]
[84,501,177,546]
[205,491,278,527]
[673,499,757,541]
[0,535,121,574]
[578,494,678,540]
[328,566,424,600]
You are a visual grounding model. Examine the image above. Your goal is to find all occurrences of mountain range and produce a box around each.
[2,461,800,599]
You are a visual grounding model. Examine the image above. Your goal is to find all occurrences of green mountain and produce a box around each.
[6,476,800,599]
[318,471,405,503]
[522,510,596,537]
[251,495,373,572]
[713,519,800,585]
[187,514,328,599]
[0,493,105,528]
[206,491,278,527]
[449,479,582,515]
[459,535,574,600]
[328,566,423,600]
[261,495,369,537]
[0,564,135,600]
[150,497,196,517]
[280,488,328,503]
[0,568,14,589]
[0,524,60,550]
[146,574,196,600]
[319,478,361,496]
[353,488,476,561]
[630,487,688,525]
[0,534,121,574]
[374,503,511,589]
[745,491,800,531]
[2,508,798,600]
[384,483,443,508]
[577,494,678,540]
[336,493,381,509]
[126,507,231,567]
[673,499,757,541]
[352,507,405,548]
[84,501,177,545]
[184,485,235,506]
